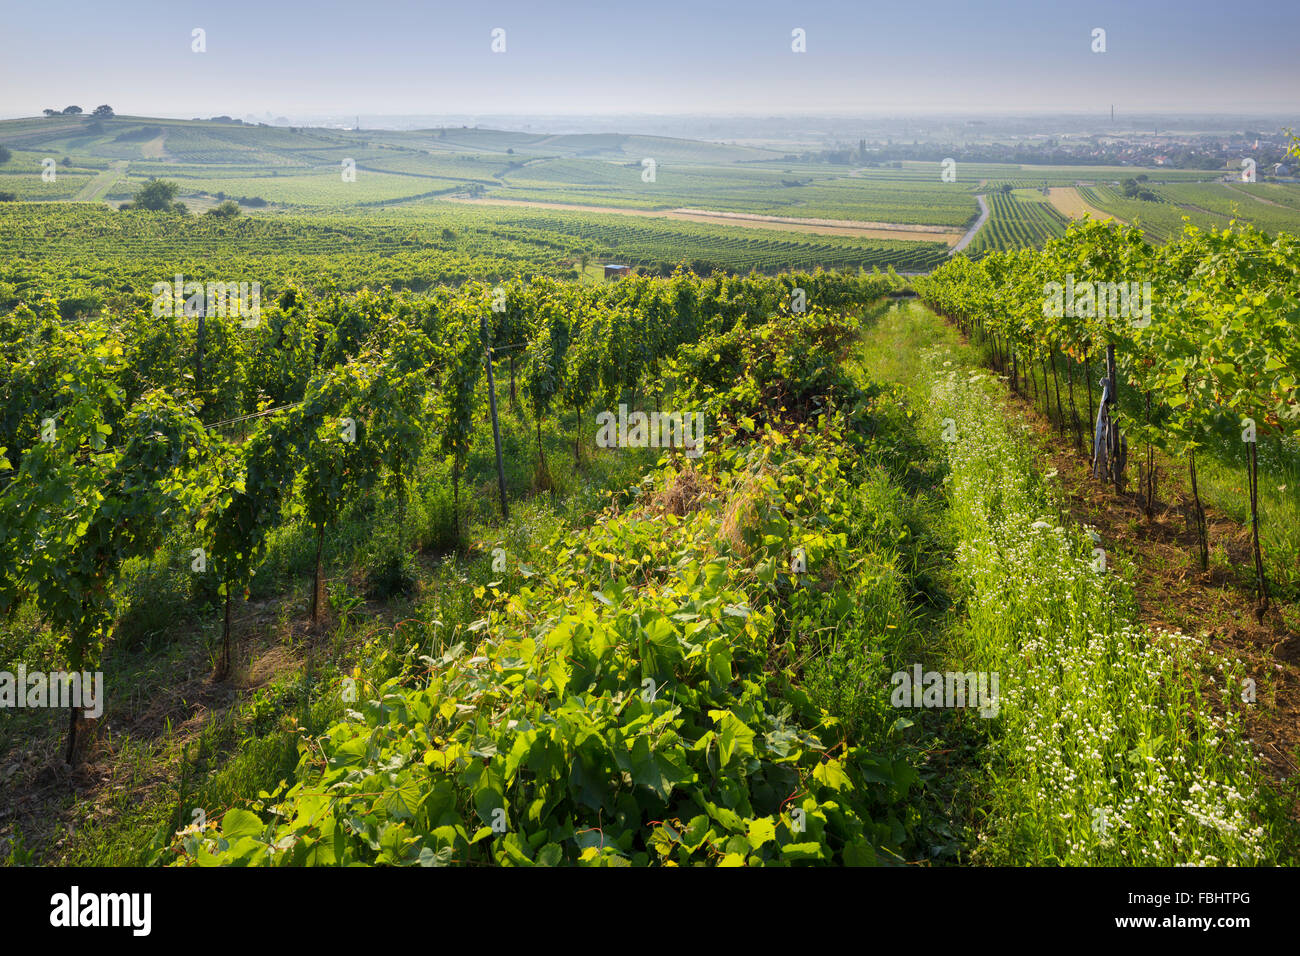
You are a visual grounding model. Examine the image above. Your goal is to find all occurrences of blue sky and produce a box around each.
[2,0,1297,117]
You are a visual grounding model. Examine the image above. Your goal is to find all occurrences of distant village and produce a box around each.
[813,131,1297,177]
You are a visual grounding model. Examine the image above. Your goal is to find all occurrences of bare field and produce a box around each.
[1046,186,1125,223]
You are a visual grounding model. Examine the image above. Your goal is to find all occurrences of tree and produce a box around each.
[62,106,83,115]
[132,178,181,212]
[206,200,241,218]
[43,109,58,117]
[92,105,114,118]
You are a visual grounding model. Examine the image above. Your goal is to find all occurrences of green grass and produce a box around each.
[1196,432,1300,598]
[857,300,1298,865]
[72,161,127,201]
[1231,182,1300,211]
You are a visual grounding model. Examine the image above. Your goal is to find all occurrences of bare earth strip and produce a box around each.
[444,197,963,245]
[1046,186,1126,224]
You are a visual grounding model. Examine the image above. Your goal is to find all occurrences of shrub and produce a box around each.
[416,483,458,554]
[361,526,419,600]
[206,200,241,219]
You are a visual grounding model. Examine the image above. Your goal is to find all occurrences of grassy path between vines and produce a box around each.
[857,299,1299,863]
[881,297,1300,785]
[71,161,128,203]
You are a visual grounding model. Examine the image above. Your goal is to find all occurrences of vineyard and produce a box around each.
[967,188,1071,254]
[917,219,1300,608]
[2,105,1300,883]
[7,113,1300,273]
[1,208,1298,869]
[1151,183,1300,236]
[481,209,951,272]
[0,202,950,310]
[1070,182,1300,246]
[1233,182,1300,211]
[487,165,982,228]
[1,269,938,865]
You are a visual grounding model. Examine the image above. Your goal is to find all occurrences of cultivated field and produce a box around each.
[9,116,1298,256]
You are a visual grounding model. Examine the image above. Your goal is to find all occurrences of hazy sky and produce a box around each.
[2,0,1297,117]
